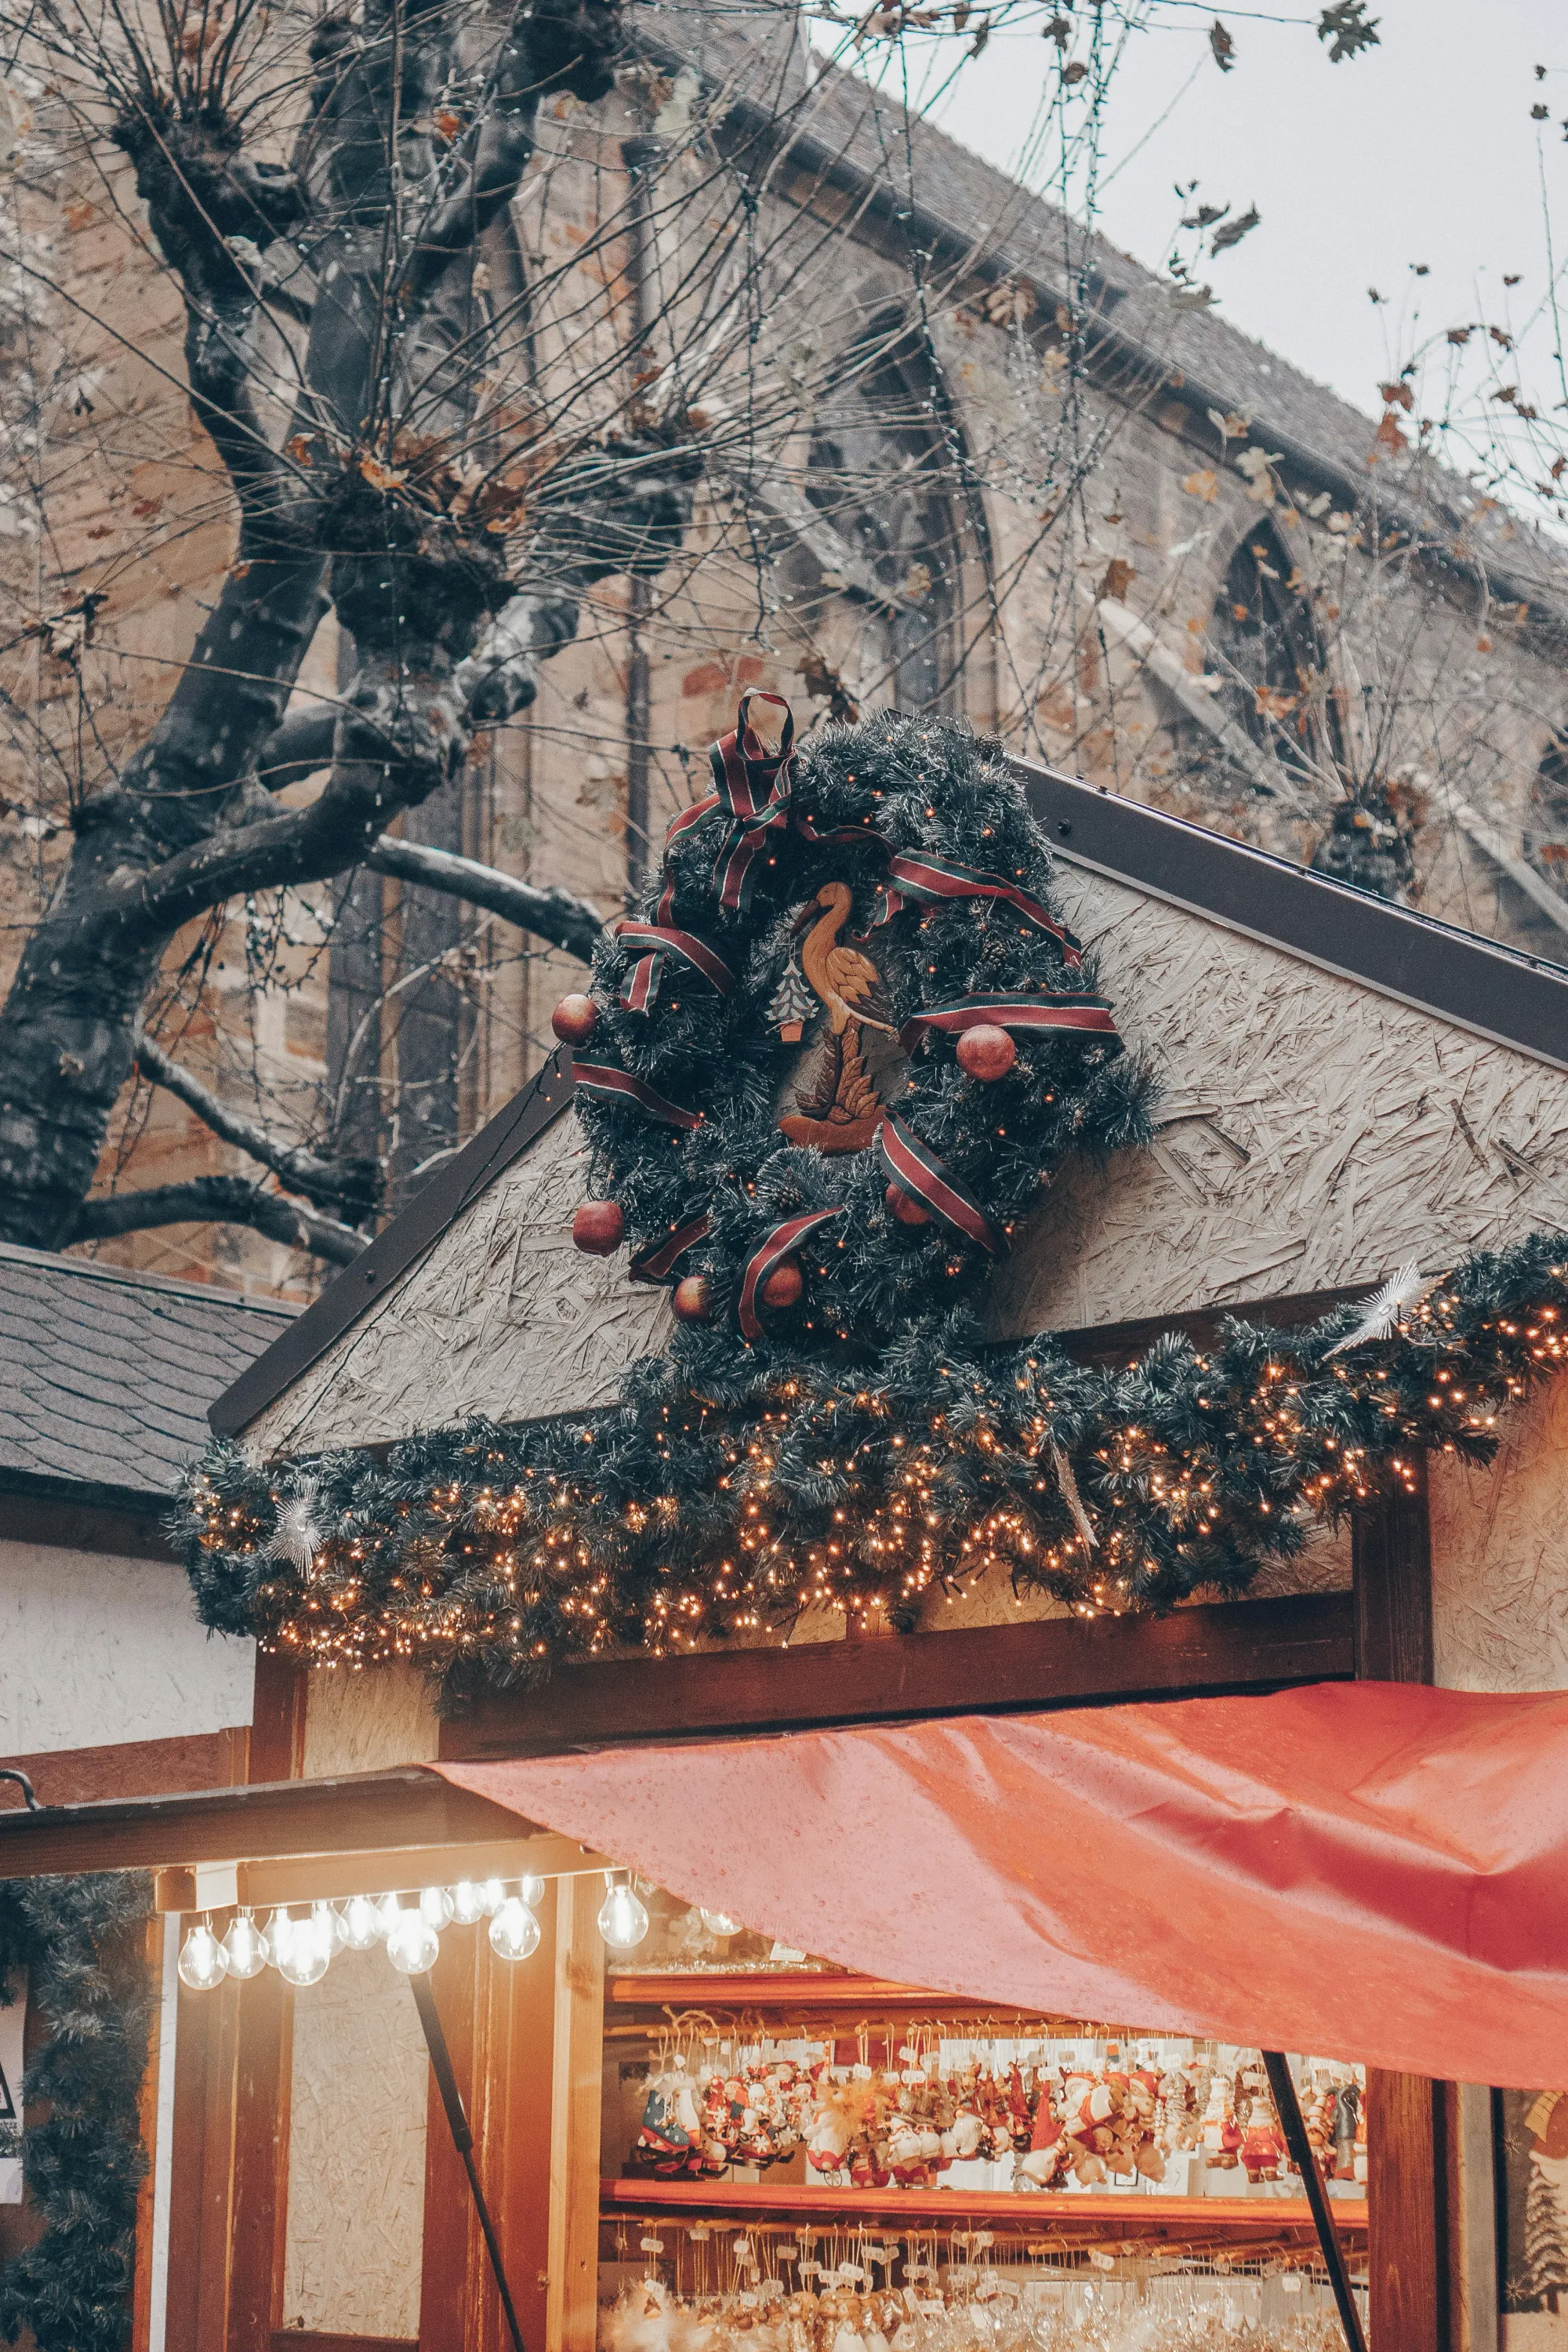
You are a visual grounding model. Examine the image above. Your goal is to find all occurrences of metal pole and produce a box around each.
[410,1971,526,2352]
[1262,2049,1369,2352]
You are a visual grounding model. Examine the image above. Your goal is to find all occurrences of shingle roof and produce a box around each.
[656,7,1568,617]
[0,1243,295,1505]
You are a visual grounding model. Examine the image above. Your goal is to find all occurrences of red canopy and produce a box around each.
[440,1680,1568,2085]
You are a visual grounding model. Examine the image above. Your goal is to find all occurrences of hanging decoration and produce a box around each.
[0,1873,152,2352]
[173,708,1568,1697]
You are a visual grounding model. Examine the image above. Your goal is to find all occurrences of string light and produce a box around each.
[177,1917,227,1991]
[597,1875,650,1953]
[180,1241,1568,1671]
[488,1894,542,1962]
[221,1909,270,1980]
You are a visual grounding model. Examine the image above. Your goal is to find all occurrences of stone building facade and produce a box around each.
[4,2,1568,1301]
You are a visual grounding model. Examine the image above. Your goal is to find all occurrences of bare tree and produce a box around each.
[0,0,1403,1280]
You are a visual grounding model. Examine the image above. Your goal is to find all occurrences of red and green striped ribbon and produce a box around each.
[707,693,797,911]
[630,1211,713,1285]
[898,991,1119,1052]
[613,920,736,1014]
[877,1112,1006,1255]
[572,1060,703,1131]
[869,852,1086,970]
[738,1207,845,1341]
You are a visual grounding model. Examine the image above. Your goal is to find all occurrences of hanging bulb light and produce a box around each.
[450,1879,488,1926]
[478,1877,506,1916]
[313,1899,348,1952]
[340,1893,384,1950]
[384,1903,440,1976]
[699,1908,742,1937]
[177,1917,229,1992]
[519,1873,545,1908]
[274,1907,332,1988]
[597,1874,649,1954]
[488,1896,542,1962]
[376,1890,402,1940]
[221,1909,270,1981]
[419,1886,455,1930]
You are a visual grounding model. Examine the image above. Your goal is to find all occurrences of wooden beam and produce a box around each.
[0,1768,543,1882]
[153,1832,611,1915]
[1354,1464,1450,2351]
[1353,1465,1434,1684]
[441,1591,1354,1761]
[546,1875,604,2352]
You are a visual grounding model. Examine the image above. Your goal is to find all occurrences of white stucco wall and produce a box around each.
[0,1539,252,1753]
[278,1658,438,2340]
[281,1944,429,2343]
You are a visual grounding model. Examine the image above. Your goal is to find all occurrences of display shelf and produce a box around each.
[599,2176,1369,2254]
[608,1973,1110,2027]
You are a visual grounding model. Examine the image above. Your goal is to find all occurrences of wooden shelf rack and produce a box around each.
[601,2176,1369,2256]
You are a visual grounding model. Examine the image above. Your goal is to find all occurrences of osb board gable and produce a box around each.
[1429,1374,1568,1693]
[242,1106,671,1457]
[984,865,1568,1340]
[245,865,1568,1460]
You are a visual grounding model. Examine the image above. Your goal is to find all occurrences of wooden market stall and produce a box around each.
[7,753,1568,2352]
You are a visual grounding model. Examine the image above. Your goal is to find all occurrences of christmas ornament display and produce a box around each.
[599,2244,1356,2352]
[955,1023,1017,1080]
[759,1258,804,1309]
[618,2026,1361,2202]
[574,1200,626,1256]
[671,1274,713,1323]
[552,992,600,1046]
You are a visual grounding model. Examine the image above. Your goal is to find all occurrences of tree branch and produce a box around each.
[67,1179,365,1265]
[255,706,339,791]
[134,1033,380,1216]
[365,837,603,960]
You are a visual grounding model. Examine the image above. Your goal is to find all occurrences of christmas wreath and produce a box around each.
[176,710,1568,1695]
[560,695,1151,1364]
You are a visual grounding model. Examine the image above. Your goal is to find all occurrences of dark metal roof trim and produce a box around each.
[1013,760,1568,1073]
[209,1048,575,1439]
[212,768,1568,1443]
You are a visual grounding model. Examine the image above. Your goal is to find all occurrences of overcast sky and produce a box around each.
[822,0,1568,434]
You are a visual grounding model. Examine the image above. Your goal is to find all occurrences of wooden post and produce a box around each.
[1448,2082,1499,2352]
[419,1882,565,2352]
[1354,1461,1450,2351]
[164,1654,304,2352]
[546,1876,604,2352]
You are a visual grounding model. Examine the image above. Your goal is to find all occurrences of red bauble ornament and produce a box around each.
[551,993,599,1046]
[956,1023,1017,1081]
[885,1182,930,1226]
[572,1200,625,1255]
[671,1274,713,1323]
[759,1258,804,1309]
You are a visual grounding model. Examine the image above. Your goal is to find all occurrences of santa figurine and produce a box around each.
[1017,2074,1068,2189]
[1235,2066,1287,2183]
[1200,2071,1242,2171]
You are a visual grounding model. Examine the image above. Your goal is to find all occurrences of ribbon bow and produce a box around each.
[707,690,797,911]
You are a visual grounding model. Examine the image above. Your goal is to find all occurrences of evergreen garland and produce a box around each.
[0,1874,151,2352]
[169,711,1568,1697]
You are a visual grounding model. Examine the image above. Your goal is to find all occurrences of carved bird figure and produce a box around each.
[797,883,895,1035]
[778,883,895,1151]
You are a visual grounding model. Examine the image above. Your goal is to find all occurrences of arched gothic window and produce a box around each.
[1207,516,1343,789]
[789,312,976,715]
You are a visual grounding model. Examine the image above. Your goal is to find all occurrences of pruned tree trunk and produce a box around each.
[0,0,697,1253]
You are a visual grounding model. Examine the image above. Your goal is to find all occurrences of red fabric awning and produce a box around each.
[439,1680,1568,2085]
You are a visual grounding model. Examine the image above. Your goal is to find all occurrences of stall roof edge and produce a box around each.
[209,763,1568,1443]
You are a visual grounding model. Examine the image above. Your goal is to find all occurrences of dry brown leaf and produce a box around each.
[1181,468,1219,503]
